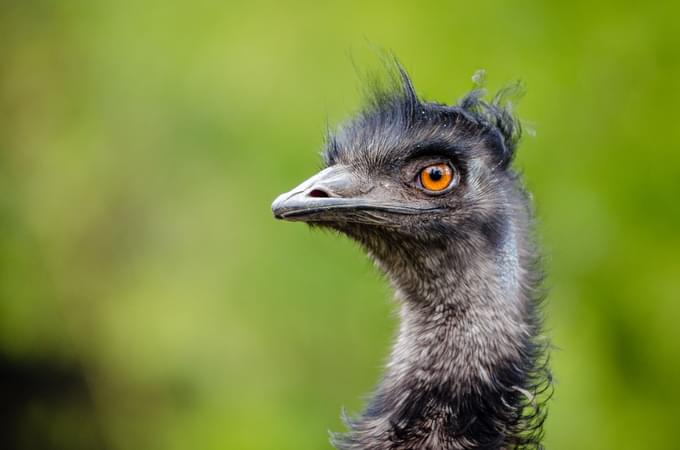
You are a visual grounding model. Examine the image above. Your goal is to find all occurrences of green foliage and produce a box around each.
[0,1,678,449]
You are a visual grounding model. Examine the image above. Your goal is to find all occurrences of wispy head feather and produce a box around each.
[324,60,524,170]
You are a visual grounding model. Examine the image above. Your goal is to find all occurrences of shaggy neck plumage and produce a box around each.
[334,214,547,450]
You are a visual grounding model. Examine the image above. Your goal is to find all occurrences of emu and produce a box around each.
[272,64,550,450]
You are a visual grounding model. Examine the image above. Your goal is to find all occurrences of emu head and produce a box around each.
[272,68,523,274]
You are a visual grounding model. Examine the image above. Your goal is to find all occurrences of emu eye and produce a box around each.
[419,163,454,193]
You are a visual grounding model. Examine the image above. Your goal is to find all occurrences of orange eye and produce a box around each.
[419,163,454,193]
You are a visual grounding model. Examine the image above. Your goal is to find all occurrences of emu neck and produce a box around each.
[336,223,542,450]
[385,234,528,394]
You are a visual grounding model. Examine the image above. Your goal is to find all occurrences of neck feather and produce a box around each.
[334,218,549,450]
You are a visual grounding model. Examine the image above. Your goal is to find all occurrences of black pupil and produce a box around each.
[429,167,443,181]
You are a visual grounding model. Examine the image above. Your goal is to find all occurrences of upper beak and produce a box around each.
[272,165,441,222]
[271,166,361,221]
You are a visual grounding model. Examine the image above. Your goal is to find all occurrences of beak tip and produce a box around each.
[271,193,288,220]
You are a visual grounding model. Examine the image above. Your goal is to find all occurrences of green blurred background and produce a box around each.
[1,1,678,449]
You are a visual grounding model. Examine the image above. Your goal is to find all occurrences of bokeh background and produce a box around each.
[1,1,679,449]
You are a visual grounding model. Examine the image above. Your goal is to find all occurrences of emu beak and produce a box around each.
[272,165,440,222]
[271,166,360,221]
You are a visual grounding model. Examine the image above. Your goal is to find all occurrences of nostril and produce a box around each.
[308,188,330,198]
